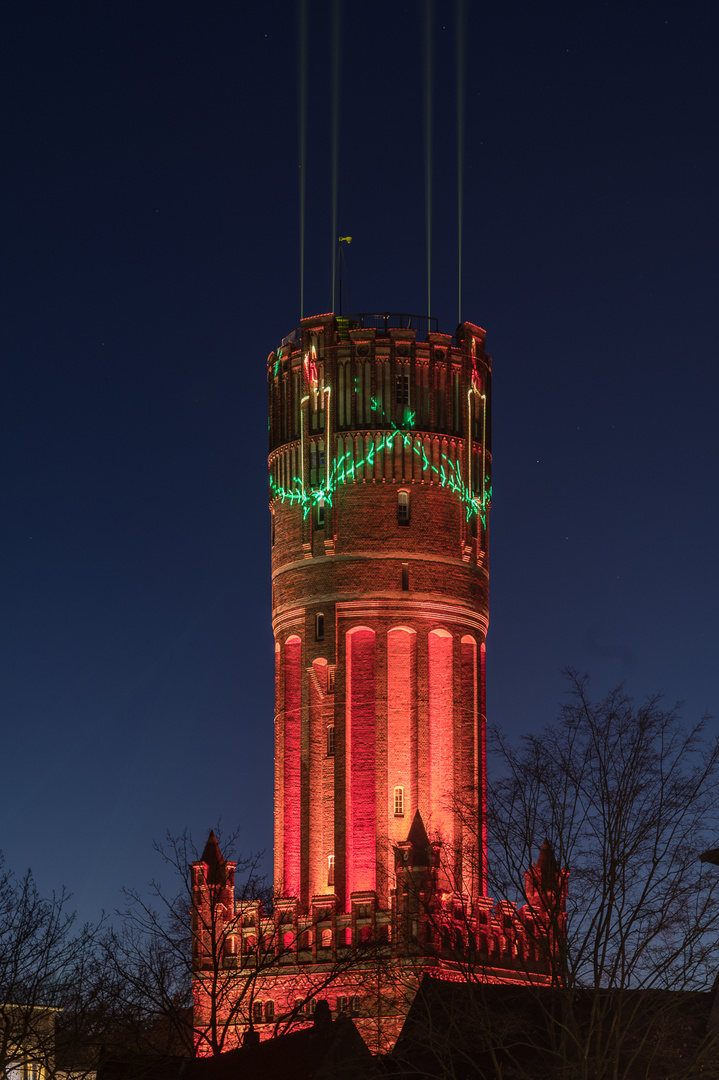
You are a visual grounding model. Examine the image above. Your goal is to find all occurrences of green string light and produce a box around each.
[270,406,491,524]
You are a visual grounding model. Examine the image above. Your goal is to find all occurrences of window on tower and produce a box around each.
[317,496,325,528]
[316,612,325,640]
[326,724,335,756]
[396,373,409,405]
[402,563,409,591]
[397,490,410,525]
[327,854,335,885]
[394,786,405,817]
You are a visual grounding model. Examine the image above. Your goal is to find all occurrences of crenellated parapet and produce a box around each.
[190,826,566,1053]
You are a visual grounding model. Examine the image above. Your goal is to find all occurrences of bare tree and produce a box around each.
[101,830,386,1061]
[393,673,719,1080]
[0,855,99,1080]
[95,830,259,1060]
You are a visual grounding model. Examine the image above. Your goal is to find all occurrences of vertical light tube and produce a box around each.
[428,628,453,843]
[387,628,416,843]
[330,0,341,312]
[460,634,478,893]
[324,387,331,494]
[456,0,465,325]
[424,0,433,321]
[298,0,308,318]
[346,627,376,895]
[283,636,302,897]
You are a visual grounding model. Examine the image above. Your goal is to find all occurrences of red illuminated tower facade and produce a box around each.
[191,313,562,1054]
[269,313,491,908]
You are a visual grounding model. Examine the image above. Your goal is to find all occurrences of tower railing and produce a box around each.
[280,313,442,348]
[342,312,440,340]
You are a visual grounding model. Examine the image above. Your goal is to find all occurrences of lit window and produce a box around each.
[397,490,410,525]
[327,724,335,756]
[394,786,405,817]
[317,495,325,527]
[327,854,335,886]
[316,613,325,641]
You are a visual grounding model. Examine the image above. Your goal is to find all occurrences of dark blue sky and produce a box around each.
[2,1,718,922]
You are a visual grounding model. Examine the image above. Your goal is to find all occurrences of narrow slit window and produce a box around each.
[316,613,325,640]
[395,374,409,405]
[397,490,410,525]
[326,724,335,756]
[394,786,405,817]
[327,854,335,886]
[402,563,409,591]
[317,495,325,528]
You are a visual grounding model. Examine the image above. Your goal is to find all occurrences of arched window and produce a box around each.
[394,786,405,817]
[397,490,410,525]
[316,612,325,640]
[265,1001,274,1022]
[326,724,335,756]
[327,854,335,886]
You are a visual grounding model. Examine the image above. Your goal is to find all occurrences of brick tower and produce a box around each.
[192,313,562,1054]
[269,313,491,909]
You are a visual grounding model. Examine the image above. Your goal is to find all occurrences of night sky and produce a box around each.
[2,1,718,923]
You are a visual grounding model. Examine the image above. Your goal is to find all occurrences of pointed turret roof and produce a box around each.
[405,810,433,866]
[201,830,225,882]
[536,839,560,889]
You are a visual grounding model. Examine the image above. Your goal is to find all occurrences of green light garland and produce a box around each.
[270,404,491,525]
